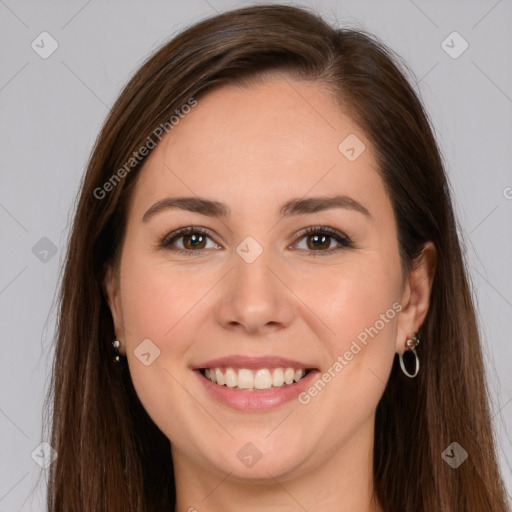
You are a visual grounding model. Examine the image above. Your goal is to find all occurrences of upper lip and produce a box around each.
[193,355,318,370]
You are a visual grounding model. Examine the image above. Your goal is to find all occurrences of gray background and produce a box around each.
[1,0,511,509]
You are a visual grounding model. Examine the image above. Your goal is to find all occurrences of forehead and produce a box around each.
[128,76,389,222]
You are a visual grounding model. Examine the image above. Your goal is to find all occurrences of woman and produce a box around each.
[42,3,510,511]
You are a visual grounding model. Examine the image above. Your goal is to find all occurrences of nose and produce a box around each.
[214,243,296,336]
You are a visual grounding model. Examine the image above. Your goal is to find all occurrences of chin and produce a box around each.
[204,444,307,482]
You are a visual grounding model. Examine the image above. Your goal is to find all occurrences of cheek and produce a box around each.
[117,249,195,382]
[119,249,207,346]
[297,254,401,352]
[295,280,399,450]
[333,270,399,342]
[297,250,401,399]
[118,251,209,437]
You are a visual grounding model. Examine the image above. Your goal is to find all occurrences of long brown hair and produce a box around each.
[42,4,511,510]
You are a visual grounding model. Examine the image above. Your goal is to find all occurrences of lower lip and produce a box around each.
[194,369,319,411]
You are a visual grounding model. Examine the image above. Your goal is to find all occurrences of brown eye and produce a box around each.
[159,225,353,257]
[181,232,207,250]
[294,226,354,256]
[160,227,218,254]
[305,233,332,251]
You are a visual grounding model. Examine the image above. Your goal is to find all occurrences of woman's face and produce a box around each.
[104,75,428,483]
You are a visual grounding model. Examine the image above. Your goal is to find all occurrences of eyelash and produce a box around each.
[158,225,355,257]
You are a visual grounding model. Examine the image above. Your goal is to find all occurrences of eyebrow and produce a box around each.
[141,194,372,223]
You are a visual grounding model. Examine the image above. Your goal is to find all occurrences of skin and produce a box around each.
[104,74,436,512]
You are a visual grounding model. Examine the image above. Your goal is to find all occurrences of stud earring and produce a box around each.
[111,339,122,363]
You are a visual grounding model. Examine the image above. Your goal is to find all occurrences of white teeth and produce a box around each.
[284,368,295,385]
[202,367,308,391]
[237,369,254,389]
[215,368,225,386]
[254,369,272,389]
[293,369,304,383]
[224,368,237,388]
[272,368,284,387]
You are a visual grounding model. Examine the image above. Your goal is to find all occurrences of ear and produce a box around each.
[103,263,127,356]
[396,241,437,353]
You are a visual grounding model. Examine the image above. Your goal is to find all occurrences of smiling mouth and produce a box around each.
[199,367,313,391]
